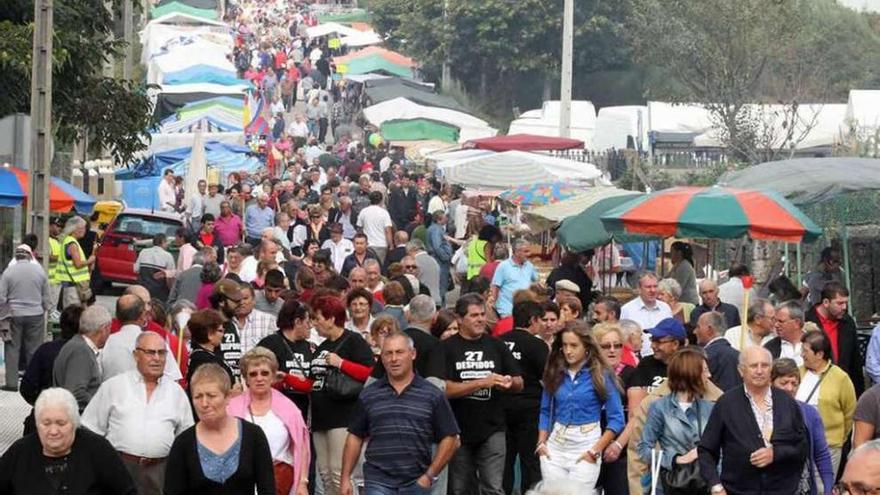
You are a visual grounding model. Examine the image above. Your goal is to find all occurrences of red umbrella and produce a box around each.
[463,134,584,152]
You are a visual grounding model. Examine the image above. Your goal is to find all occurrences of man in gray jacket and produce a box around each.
[168,251,205,306]
[0,244,52,391]
[53,305,112,410]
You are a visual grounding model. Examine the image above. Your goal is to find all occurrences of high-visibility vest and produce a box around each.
[48,237,61,285]
[466,237,488,281]
[60,236,90,284]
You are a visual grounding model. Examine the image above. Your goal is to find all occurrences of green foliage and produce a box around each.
[0,0,156,165]
[368,0,631,117]
[627,0,880,163]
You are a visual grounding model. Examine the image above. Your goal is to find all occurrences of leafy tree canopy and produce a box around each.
[0,0,156,165]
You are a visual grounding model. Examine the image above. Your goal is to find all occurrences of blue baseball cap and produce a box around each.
[649,318,686,341]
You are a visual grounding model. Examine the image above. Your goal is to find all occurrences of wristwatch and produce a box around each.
[710,484,725,494]
[424,472,440,486]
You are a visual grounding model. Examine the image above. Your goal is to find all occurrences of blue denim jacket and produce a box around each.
[538,368,625,434]
[637,393,714,470]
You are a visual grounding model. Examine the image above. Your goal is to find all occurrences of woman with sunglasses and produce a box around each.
[228,347,311,495]
[593,323,637,494]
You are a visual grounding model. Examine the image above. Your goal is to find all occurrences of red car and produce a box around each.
[93,208,183,291]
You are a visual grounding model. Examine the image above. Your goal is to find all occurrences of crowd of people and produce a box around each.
[4,173,880,495]
[3,0,880,494]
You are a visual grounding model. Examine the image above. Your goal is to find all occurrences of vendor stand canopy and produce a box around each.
[497,183,580,206]
[306,22,362,39]
[441,150,604,188]
[522,186,635,232]
[557,192,653,251]
[0,166,97,213]
[339,54,413,78]
[463,134,584,152]
[363,97,496,143]
[380,119,460,144]
[363,79,465,112]
[152,1,218,20]
[335,46,416,68]
[717,157,880,205]
[600,186,823,243]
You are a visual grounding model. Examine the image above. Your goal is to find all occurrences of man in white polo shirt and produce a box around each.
[620,271,672,356]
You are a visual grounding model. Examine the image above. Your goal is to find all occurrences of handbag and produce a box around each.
[322,333,364,400]
[661,401,709,495]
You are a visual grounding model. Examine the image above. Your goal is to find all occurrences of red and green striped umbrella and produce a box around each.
[599,186,822,242]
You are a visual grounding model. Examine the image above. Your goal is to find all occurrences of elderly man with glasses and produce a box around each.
[83,331,194,495]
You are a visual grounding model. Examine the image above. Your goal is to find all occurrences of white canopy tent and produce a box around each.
[593,106,648,151]
[306,22,361,39]
[140,24,230,64]
[508,100,597,148]
[363,97,497,143]
[440,150,605,188]
[147,42,234,85]
[342,31,383,47]
[846,90,880,133]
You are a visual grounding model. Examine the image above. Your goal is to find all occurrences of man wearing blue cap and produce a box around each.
[628,317,687,413]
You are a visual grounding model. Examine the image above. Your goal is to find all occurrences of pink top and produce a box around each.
[227,388,311,495]
[195,283,215,310]
[215,213,244,247]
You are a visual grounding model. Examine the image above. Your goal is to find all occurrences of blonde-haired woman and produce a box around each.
[537,321,625,494]
[228,348,310,495]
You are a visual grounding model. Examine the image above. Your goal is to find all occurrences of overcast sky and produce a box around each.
[838,0,880,12]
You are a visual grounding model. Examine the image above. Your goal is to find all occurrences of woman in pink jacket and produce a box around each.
[228,347,310,495]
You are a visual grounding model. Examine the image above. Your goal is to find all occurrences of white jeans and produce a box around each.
[540,422,601,495]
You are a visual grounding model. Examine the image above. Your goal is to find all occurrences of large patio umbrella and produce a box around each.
[0,166,97,214]
[498,182,581,207]
[599,186,822,243]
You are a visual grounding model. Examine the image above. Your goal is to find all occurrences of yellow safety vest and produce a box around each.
[466,238,488,280]
[60,236,90,284]
[48,237,61,285]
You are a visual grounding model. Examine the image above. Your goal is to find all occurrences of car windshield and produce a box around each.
[111,214,181,238]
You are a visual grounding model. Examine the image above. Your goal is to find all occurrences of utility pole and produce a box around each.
[441,0,452,92]
[27,0,53,272]
[559,0,573,138]
[123,0,133,80]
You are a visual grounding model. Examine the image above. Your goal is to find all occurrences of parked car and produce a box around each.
[93,208,182,291]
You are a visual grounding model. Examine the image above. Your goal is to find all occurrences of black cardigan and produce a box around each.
[698,386,808,495]
[164,419,275,495]
[0,428,136,495]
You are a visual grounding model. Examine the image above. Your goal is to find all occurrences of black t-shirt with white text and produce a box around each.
[370,327,446,381]
[630,355,668,394]
[440,333,522,444]
[219,320,242,378]
[500,329,549,410]
[309,330,374,431]
[258,332,314,417]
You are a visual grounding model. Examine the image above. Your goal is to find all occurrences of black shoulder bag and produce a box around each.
[322,332,365,400]
[661,400,709,495]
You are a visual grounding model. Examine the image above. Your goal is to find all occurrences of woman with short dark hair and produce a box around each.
[186,309,234,388]
[637,347,714,494]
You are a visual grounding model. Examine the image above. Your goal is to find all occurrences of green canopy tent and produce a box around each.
[556,193,656,251]
[152,1,218,19]
[317,10,372,23]
[342,54,412,78]
[380,119,460,144]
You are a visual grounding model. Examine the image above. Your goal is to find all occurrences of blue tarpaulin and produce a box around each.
[163,65,247,87]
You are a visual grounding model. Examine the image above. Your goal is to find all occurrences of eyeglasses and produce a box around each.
[136,348,167,357]
[403,265,418,270]
[833,483,880,495]
[651,337,678,344]
[247,370,272,378]
[600,343,623,350]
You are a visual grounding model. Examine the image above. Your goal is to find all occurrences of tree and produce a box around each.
[368,0,630,116]
[628,0,880,163]
[0,0,156,165]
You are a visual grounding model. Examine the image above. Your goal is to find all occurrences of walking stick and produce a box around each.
[739,275,754,349]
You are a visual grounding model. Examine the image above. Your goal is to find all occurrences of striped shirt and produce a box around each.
[234,309,277,356]
[348,374,460,487]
